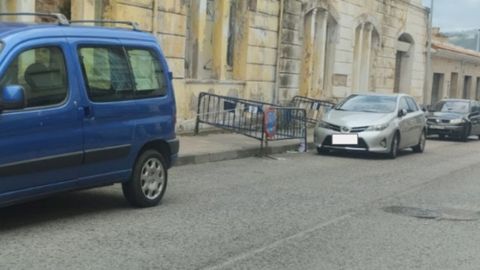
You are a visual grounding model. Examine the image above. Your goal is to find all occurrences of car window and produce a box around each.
[406,97,418,112]
[399,97,409,112]
[79,46,134,102]
[433,100,470,113]
[126,49,167,97]
[0,46,68,108]
[79,46,167,102]
[336,95,397,113]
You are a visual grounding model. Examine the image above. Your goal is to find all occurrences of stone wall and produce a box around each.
[23,0,431,132]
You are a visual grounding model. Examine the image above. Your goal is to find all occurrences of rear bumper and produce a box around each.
[167,138,180,167]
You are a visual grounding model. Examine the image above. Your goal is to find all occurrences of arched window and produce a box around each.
[394,33,415,93]
[300,7,338,98]
[352,22,380,92]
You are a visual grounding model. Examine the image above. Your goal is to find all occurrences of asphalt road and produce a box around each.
[2,136,480,270]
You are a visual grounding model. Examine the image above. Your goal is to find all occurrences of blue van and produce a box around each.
[0,14,178,208]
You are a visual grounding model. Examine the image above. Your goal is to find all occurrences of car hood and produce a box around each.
[427,112,465,120]
[323,110,394,127]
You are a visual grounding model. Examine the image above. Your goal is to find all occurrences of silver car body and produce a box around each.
[314,93,426,154]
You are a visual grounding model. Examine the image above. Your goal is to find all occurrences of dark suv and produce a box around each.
[0,14,178,207]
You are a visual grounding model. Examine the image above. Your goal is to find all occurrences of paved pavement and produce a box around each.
[1,136,480,269]
[176,131,313,166]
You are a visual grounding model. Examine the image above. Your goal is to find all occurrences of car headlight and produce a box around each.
[318,120,330,129]
[449,119,465,125]
[366,122,390,131]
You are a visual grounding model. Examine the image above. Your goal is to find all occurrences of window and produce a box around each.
[79,46,166,102]
[301,7,338,97]
[0,46,68,108]
[399,97,410,112]
[127,49,167,97]
[406,97,419,112]
[352,22,380,91]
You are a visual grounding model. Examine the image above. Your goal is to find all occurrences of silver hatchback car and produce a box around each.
[314,94,426,158]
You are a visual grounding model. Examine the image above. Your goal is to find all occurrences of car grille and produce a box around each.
[322,136,369,150]
[323,123,369,133]
[351,126,369,133]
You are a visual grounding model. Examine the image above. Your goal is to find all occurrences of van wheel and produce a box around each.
[388,133,399,159]
[412,130,426,153]
[122,150,168,208]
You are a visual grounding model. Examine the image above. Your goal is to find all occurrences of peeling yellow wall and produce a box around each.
[20,0,432,131]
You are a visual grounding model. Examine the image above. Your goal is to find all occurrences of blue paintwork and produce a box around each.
[0,23,177,206]
[1,84,25,106]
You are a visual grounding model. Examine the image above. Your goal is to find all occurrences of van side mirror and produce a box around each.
[168,71,173,81]
[0,85,26,112]
[398,108,407,117]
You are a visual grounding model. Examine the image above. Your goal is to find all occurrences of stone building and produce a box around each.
[1,0,429,132]
[429,29,480,104]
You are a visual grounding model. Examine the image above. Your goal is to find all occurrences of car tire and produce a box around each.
[461,124,471,142]
[388,133,399,159]
[439,134,446,140]
[412,130,426,153]
[122,150,168,208]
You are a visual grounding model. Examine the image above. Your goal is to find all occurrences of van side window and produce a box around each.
[79,47,134,102]
[0,46,67,108]
[126,49,167,97]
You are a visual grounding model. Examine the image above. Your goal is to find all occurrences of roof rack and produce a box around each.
[69,20,140,31]
[0,12,69,25]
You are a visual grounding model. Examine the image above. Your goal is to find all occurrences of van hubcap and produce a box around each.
[140,158,164,200]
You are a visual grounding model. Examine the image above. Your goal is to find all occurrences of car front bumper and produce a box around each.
[427,124,464,136]
[314,127,395,154]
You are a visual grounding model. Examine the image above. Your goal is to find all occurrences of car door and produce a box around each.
[0,40,83,196]
[397,97,416,148]
[69,39,139,186]
[406,97,425,142]
[470,102,480,135]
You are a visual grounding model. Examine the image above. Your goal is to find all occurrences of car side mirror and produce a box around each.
[0,85,26,112]
[168,71,173,81]
[398,109,407,117]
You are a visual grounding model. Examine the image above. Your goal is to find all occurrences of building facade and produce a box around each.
[1,0,429,132]
[428,30,480,105]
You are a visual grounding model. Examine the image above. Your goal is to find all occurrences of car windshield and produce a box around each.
[336,95,397,113]
[433,101,470,113]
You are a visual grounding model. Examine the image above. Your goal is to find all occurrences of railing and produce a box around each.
[194,93,308,153]
[289,96,335,126]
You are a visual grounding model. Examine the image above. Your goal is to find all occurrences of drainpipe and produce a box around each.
[423,0,434,105]
[273,0,285,104]
[152,0,159,35]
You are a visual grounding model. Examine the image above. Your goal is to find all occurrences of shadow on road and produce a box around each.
[0,188,128,232]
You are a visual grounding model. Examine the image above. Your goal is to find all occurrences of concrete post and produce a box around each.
[212,0,231,80]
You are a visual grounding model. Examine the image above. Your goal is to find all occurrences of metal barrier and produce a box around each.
[289,96,335,126]
[194,92,308,153]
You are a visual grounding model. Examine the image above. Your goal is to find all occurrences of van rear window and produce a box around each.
[78,46,167,102]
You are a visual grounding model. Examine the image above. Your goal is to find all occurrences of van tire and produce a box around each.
[123,150,168,208]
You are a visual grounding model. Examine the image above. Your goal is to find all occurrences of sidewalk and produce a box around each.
[175,131,315,166]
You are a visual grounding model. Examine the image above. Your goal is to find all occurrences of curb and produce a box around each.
[175,142,316,166]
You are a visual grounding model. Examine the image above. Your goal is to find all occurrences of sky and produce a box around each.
[422,0,480,32]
